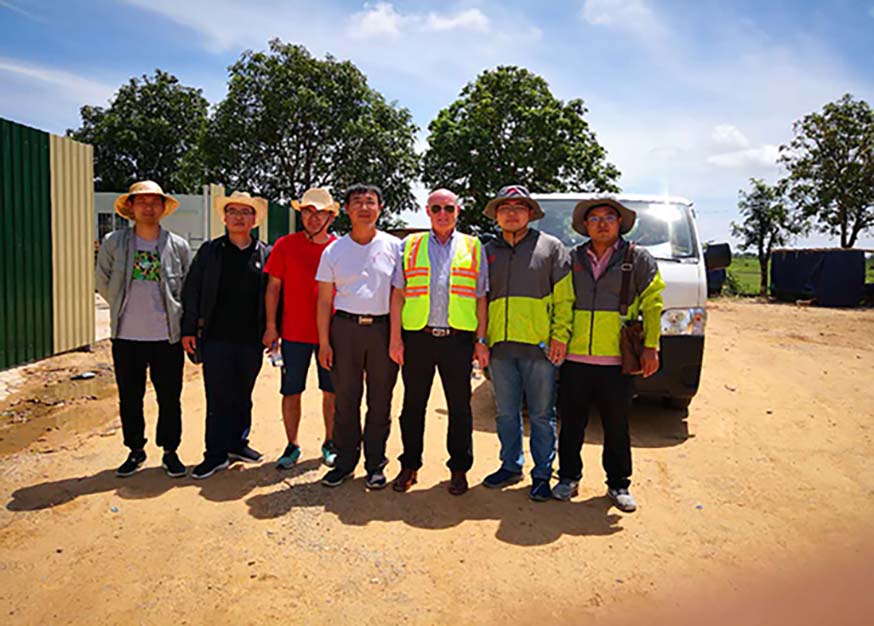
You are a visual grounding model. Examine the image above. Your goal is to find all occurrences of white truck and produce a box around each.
[533,193,731,409]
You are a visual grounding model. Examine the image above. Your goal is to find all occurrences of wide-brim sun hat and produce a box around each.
[572,197,637,237]
[114,180,180,220]
[213,190,268,226]
[291,187,340,215]
[483,184,544,221]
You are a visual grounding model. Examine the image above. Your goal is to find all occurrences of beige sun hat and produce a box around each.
[572,197,637,237]
[114,180,180,220]
[483,184,544,221]
[291,187,340,215]
[213,191,268,225]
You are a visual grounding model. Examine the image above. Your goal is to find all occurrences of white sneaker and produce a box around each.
[607,487,637,512]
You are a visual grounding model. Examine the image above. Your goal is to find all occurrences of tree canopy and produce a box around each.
[422,66,620,233]
[779,93,874,248]
[203,39,420,229]
[68,69,208,193]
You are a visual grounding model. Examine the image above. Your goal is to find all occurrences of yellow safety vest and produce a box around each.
[402,232,480,331]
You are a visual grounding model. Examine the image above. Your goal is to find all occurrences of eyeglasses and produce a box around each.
[586,214,618,225]
[226,208,255,217]
[429,204,456,214]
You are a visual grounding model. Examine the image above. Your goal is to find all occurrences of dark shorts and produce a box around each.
[280,340,334,396]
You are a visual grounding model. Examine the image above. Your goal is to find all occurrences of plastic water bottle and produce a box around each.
[268,346,283,368]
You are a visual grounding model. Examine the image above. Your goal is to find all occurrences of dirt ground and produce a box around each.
[1,300,873,625]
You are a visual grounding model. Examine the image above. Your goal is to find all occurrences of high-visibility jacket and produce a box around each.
[401,232,481,331]
[567,238,665,357]
[484,229,574,348]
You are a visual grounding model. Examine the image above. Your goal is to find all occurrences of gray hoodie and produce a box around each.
[95,226,191,343]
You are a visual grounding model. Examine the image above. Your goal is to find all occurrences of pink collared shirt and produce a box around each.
[567,240,623,366]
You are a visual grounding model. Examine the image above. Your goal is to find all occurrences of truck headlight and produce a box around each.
[661,307,707,336]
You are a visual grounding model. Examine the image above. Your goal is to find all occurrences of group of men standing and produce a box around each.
[96,178,664,512]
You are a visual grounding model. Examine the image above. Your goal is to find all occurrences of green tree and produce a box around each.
[422,66,620,234]
[203,39,419,231]
[730,178,801,296]
[68,69,208,193]
[779,93,874,248]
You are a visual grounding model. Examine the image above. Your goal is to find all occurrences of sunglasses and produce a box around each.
[429,204,457,214]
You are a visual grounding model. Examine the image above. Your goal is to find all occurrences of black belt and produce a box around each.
[335,310,389,325]
[420,326,465,337]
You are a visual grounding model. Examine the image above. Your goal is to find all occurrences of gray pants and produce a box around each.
[330,316,399,474]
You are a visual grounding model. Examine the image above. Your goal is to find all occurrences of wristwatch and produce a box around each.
[476,337,488,346]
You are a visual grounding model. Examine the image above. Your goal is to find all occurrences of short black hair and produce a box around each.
[584,203,620,220]
[344,184,383,205]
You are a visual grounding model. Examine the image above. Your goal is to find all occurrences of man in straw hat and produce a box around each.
[95,180,192,478]
[480,185,574,501]
[315,184,402,489]
[552,197,664,512]
[263,187,339,470]
[387,188,489,496]
[181,191,272,479]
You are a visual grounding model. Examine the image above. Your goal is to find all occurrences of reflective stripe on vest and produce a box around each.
[402,232,479,331]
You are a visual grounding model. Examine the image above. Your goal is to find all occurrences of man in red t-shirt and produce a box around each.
[263,188,338,469]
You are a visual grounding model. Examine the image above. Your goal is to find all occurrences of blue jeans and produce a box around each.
[489,355,557,481]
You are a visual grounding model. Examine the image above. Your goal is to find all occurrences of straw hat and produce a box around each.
[114,180,179,220]
[213,191,268,225]
[572,197,637,237]
[483,184,544,221]
[292,187,340,215]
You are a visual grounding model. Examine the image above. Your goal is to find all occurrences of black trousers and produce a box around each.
[202,340,263,461]
[399,330,474,472]
[111,339,184,452]
[557,361,633,489]
[330,316,399,474]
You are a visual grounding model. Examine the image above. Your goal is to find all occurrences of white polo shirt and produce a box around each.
[315,230,401,315]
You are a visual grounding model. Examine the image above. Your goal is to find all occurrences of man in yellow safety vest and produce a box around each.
[388,189,489,495]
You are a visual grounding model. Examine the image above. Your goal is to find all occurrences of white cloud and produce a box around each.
[580,0,664,37]
[706,145,780,168]
[349,2,407,39]
[711,124,750,149]
[425,8,489,33]
[0,0,44,22]
[0,58,115,106]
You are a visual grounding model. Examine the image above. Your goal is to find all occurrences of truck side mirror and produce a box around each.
[705,243,731,270]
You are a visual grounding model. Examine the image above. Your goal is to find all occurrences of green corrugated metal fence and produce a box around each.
[0,118,54,370]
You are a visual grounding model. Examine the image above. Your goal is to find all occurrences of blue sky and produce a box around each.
[2,0,873,247]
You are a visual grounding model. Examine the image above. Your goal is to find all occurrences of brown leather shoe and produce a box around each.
[449,471,468,495]
[392,468,417,492]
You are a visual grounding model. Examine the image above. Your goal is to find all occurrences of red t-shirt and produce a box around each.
[264,231,336,344]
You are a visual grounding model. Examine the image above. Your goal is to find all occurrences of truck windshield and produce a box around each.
[536,198,699,260]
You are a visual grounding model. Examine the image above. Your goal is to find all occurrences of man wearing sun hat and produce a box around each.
[262,187,339,470]
[480,184,574,502]
[552,196,665,513]
[180,191,272,479]
[96,180,192,478]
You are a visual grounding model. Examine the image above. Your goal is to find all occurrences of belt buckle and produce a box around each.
[431,327,451,337]
[358,315,374,325]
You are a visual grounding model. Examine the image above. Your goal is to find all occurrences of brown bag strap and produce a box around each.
[619,242,635,317]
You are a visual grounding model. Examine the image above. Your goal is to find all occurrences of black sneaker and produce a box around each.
[162,451,187,478]
[321,467,353,487]
[228,444,263,464]
[365,469,388,490]
[116,450,146,477]
[191,457,230,480]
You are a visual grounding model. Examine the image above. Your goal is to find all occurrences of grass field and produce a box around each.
[723,254,874,297]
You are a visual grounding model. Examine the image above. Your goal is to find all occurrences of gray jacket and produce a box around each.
[95,226,192,343]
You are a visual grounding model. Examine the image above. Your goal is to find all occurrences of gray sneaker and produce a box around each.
[552,479,579,501]
[607,487,637,512]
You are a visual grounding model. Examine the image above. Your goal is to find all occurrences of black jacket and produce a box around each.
[181,235,272,339]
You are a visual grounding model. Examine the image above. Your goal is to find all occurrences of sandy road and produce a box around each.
[1,299,873,625]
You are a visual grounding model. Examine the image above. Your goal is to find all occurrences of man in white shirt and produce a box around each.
[316,184,402,489]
